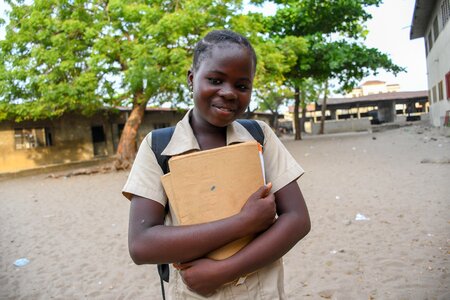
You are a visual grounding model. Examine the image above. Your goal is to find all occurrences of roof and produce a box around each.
[318,91,428,109]
[410,0,438,39]
[362,80,386,86]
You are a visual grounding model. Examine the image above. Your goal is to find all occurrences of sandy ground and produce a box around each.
[1,123,449,300]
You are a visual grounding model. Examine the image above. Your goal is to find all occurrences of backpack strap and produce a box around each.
[151,127,175,295]
[236,119,264,147]
[151,126,175,174]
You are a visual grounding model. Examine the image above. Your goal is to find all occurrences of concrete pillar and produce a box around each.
[330,109,337,120]
[378,101,396,123]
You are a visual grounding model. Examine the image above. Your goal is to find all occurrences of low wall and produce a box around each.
[310,118,372,134]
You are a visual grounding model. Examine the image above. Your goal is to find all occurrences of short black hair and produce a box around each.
[192,29,257,72]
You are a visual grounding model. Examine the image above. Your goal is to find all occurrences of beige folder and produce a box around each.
[161,141,265,260]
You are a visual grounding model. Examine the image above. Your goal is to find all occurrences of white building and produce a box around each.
[345,81,400,98]
[411,0,450,127]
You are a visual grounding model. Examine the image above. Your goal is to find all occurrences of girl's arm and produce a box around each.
[128,184,276,265]
[178,180,310,296]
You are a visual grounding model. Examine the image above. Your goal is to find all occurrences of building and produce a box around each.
[286,90,428,134]
[410,0,450,126]
[346,81,400,98]
[318,91,429,124]
[0,108,274,174]
[0,108,186,174]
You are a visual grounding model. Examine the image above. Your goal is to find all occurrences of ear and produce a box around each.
[187,69,193,87]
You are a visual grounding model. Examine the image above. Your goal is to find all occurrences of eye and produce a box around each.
[237,84,250,91]
[207,78,222,85]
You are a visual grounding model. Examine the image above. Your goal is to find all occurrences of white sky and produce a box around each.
[246,0,428,94]
[361,0,427,92]
[1,0,427,95]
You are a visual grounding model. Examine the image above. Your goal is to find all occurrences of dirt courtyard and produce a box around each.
[1,123,449,299]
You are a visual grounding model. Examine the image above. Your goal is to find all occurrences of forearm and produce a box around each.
[129,213,251,265]
[220,211,310,282]
[129,185,275,265]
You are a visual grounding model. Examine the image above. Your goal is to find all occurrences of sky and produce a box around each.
[246,0,428,95]
[0,0,428,95]
[360,0,428,92]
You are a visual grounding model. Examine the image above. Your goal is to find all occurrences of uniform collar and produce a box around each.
[161,109,255,156]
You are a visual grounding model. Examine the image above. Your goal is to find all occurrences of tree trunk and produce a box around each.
[272,111,279,132]
[115,95,147,169]
[300,88,307,133]
[319,80,329,135]
[294,85,301,140]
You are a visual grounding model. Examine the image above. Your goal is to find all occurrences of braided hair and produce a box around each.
[192,30,257,72]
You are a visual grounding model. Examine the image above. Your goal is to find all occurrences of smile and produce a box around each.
[212,105,236,113]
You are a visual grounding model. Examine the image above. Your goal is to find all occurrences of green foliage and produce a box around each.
[0,0,405,124]
[0,0,241,121]
[264,0,404,95]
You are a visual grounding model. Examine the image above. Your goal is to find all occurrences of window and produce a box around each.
[442,0,450,26]
[14,128,53,150]
[432,85,438,104]
[429,90,433,104]
[433,16,439,41]
[428,31,433,50]
[445,71,450,100]
[438,81,444,100]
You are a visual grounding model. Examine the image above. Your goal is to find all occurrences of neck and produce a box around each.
[190,108,226,135]
[190,109,227,150]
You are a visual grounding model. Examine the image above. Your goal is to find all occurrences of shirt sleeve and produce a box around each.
[258,121,305,193]
[122,132,167,207]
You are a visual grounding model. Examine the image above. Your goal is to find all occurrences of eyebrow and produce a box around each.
[207,70,252,82]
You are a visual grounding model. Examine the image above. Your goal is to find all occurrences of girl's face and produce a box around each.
[188,44,255,128]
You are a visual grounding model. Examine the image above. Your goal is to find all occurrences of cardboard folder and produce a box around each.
[161,141,265,260]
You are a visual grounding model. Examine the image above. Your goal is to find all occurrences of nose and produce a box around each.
[217,84,237,100]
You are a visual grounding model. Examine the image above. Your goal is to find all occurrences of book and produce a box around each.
[161,141,265,260]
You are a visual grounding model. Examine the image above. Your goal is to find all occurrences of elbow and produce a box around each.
[295,213,311,241]
[128,240,147,265]
[128,238,158,265]
[303,216,311,237]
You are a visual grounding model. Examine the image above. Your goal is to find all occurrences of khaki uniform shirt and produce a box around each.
[123,110,304,299]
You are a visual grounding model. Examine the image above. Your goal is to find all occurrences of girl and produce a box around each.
[123,29,310,299]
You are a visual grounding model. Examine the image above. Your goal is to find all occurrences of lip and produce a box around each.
[211,104,237,113]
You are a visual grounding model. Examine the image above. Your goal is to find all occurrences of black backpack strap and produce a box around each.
[151,126,175,174]
[151,127,175,296]
[236,119,265,147]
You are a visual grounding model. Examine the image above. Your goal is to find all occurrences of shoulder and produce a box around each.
[253,120,271,132]
[251,120,279,146]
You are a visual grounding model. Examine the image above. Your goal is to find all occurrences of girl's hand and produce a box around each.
[240,183,276,234]
[175,258,230,297]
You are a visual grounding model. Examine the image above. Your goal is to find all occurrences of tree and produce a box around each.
[255,84,293,131]
[0,0,243,166]
[264,0,404,139]
[0,0,103,121]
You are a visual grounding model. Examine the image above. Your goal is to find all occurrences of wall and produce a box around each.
[426,1,450,126]
[0,109,186,174]
[0,113,115,173]
[310,118,372,134]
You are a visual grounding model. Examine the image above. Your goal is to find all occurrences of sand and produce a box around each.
[1,123,449,299]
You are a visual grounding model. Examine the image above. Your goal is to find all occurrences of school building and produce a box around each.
[410,0,450,127]
[0,108,274,175]
[0,108,185,174]
[287,83,429,134]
